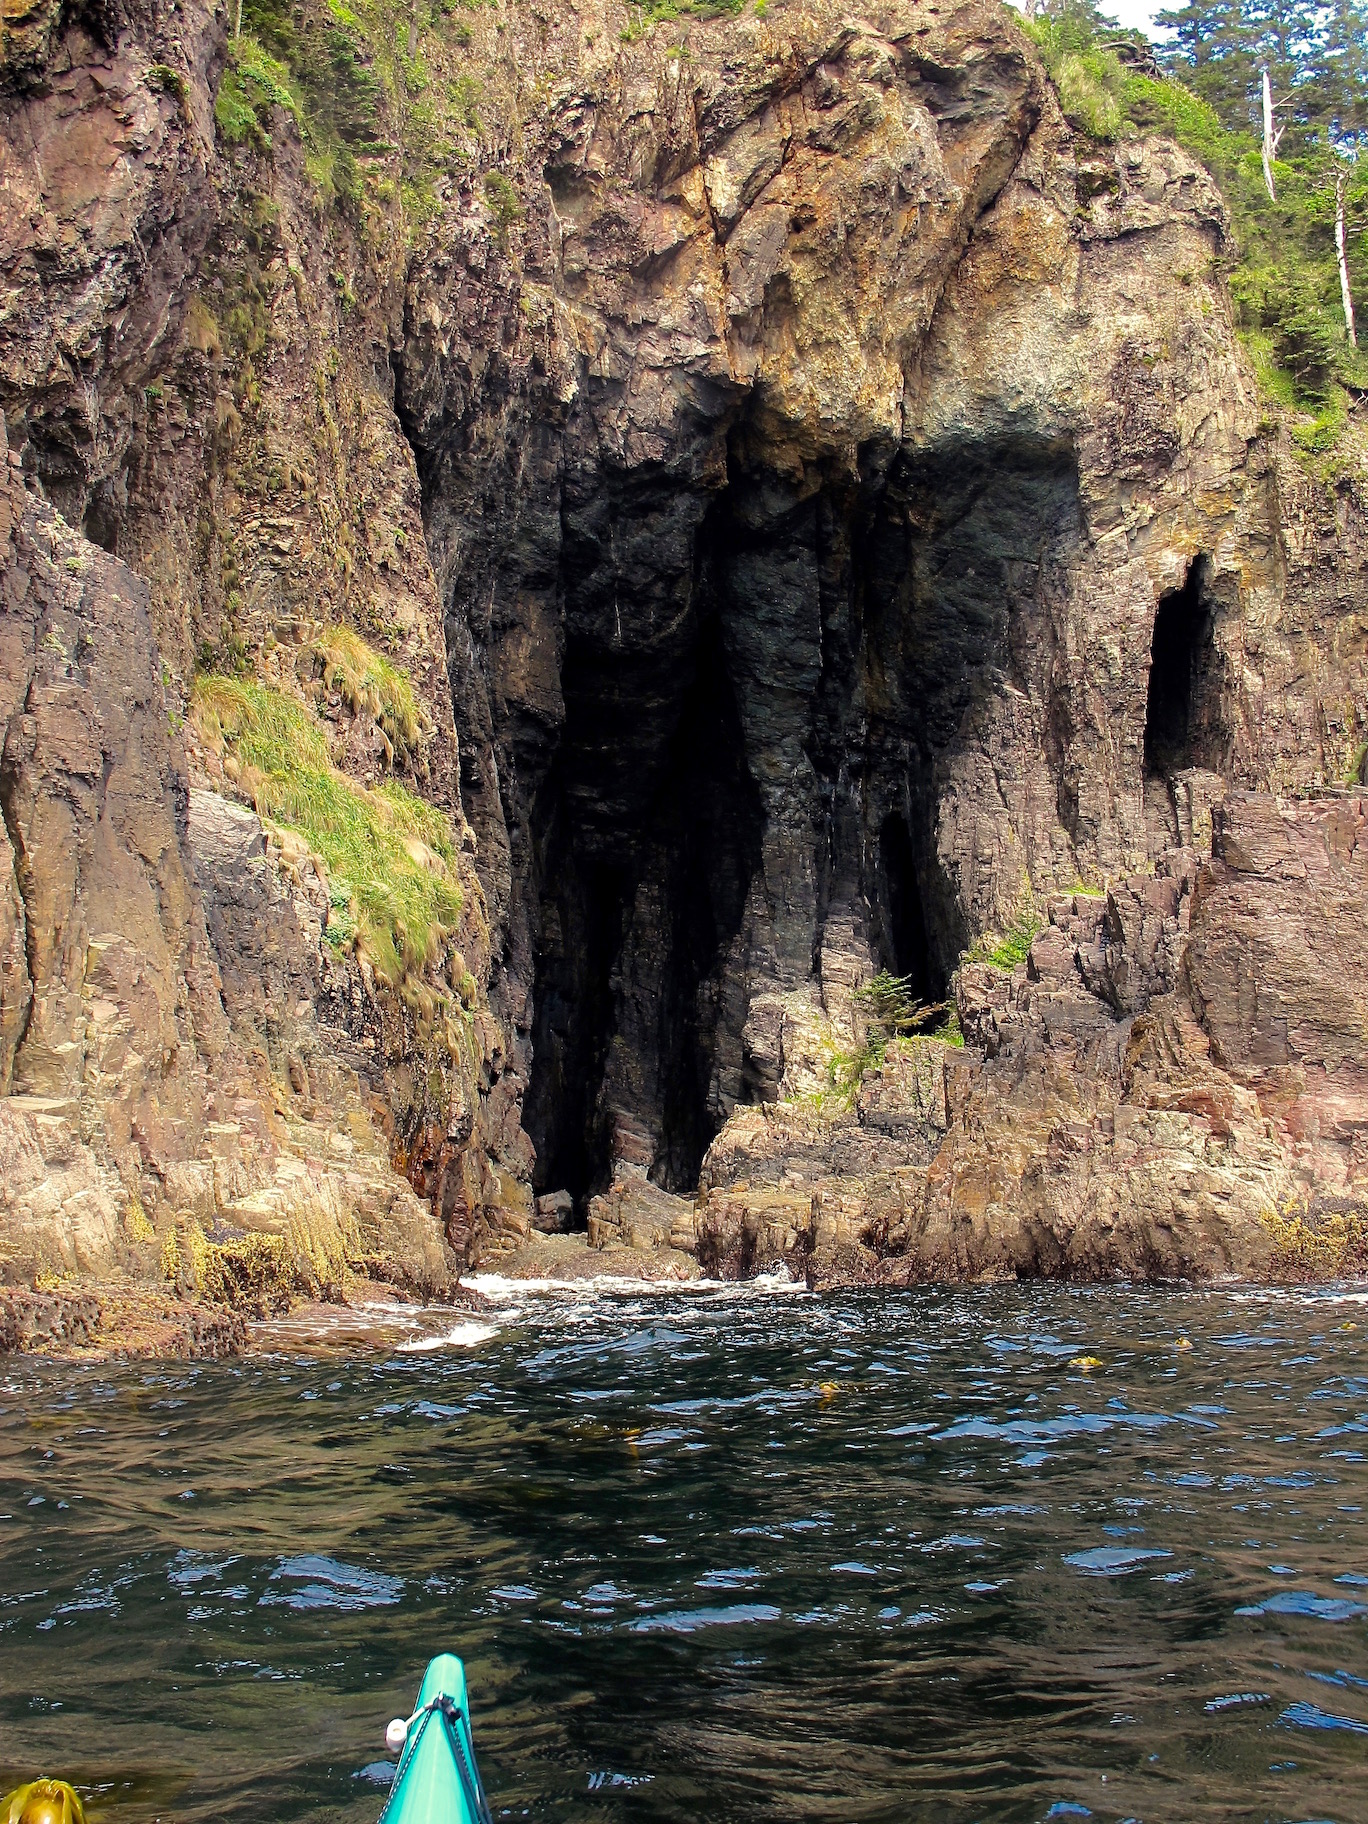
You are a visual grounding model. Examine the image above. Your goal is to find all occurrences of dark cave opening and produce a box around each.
[648,610,766,1189]
[1144,555,1224,777]
[874,814,936,1002]
[81,482,121,555]
[524,485,765,1208]
[523,857,627,1210]
[517,434,1084,1207]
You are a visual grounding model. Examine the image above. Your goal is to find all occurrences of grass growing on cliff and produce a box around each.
[1041,41,1125,141]
[191,675,462,990]
[215,35,303,152]
[620,0,744,40]
[214,3,385,211]
[966,907,1043,973]
[310,624,424,764]
[216,0,489,227]
[814,976,960,1111]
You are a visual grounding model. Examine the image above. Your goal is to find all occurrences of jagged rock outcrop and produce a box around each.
[701,791,1368,1285]
[0,1283,246,1358]
[1,0,1366,1313]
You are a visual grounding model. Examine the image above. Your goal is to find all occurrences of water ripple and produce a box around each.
[1,1283,1365,1822]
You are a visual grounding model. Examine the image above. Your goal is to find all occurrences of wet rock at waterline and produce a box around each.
[1,0,1366,1342]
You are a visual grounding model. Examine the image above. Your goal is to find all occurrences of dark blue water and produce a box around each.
[1,1281,1366,1823]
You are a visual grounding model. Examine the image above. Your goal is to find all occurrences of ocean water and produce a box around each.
[1,1280,1366,1822]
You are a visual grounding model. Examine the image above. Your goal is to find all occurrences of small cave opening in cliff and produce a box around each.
[873,813,936,1002]
[522,857,628,1210]
[82,490,120,556]
[1144,555,1226,777]
[524,496,765,1210]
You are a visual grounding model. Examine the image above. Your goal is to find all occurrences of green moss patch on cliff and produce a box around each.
[966,906,1043,973]
[215,34,302,154]
[620,0,746,42]
[190,674,463,991]
[216,0,495,227]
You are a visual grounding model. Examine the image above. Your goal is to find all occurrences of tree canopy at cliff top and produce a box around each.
[1028,0,1368,437]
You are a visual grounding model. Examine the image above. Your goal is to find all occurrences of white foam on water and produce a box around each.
[1204,1285,1368,1308]
[467,1273,717,1298]
[465,1268,811,1305]
[468,1274,613,1299]
[395,1320,499,1353]
[698,1266,806,1296]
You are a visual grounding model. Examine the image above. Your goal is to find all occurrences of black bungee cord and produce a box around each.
[377,1693,495,1824]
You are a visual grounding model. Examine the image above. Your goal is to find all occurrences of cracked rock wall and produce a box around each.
[2,0,1366,1291]
[0,426,455,1290]
[396,0,1368,1233]
[0,0,529,1286]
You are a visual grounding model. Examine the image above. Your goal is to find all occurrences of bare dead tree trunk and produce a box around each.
[1262,69,1281,202]
[1336,165,1358,347]
[234,0,242,40]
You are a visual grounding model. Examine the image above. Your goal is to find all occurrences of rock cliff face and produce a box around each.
[699,789,1368,1286]
[0,425,457,1294]
[0,0,524,1297]
[395,0,1368,1275]
[1,0,1366,1316]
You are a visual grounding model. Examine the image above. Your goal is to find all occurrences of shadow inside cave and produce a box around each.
[518,433,1087,1211]
[522,479,766,1208]
[1144,554,1228,778]
[873,813,936,1003]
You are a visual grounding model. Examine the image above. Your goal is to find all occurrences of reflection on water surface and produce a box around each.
[1,1282,1366,1822]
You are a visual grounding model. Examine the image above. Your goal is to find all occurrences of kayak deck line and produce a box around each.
[379,1654,494,1824]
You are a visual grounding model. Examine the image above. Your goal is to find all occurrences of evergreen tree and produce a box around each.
[1309,0,1368,344]
[1030,0,1368,391]
[1256,0,1338,158]
[1156,0,1364,152]
[1315,0,1368,152]
[1029,0,1122,48]
[1154,0,1260,126]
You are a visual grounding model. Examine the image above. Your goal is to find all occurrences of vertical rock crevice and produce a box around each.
[873,813,937,1000]
[0,751,36,1094]
[522,466,770,1206]
[1143,554,1230,780]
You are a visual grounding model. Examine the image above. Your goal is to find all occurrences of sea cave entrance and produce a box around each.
[1144,555,1227,778]
[518,435,1082,1212]
[523,480,766,1210]
[873,813,937,1003]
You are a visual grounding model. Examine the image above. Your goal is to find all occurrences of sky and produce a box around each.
[1100,0,1170,30]
[1006,0,1171,34]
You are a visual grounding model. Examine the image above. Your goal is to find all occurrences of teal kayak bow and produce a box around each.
[379,1655,493,1824]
